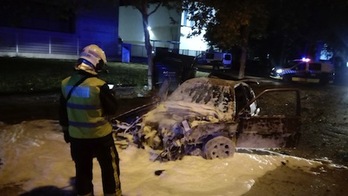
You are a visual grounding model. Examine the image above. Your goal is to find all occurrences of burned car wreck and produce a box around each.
[113,77,301,162]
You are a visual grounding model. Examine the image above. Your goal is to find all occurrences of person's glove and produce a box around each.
[62,126,70,143]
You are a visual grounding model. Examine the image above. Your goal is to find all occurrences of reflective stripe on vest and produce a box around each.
[69,119,108,128]
[67,102,100,110]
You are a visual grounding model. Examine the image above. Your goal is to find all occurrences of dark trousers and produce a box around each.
[70,133,122,196]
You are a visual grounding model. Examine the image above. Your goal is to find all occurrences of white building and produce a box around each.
[119,4,209,57]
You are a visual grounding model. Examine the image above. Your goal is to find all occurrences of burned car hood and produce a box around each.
[142,100,232,128]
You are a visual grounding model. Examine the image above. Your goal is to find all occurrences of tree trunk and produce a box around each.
[142,13,154,90]
[238,46,247,79]
[238,25,249,79]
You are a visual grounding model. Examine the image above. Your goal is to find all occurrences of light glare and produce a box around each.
[276,69,283,74]
[301,57,310,62]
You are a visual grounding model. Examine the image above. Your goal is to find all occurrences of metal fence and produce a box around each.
[0,27,203,61]
[0,28,81,59]
[130,44,203,58]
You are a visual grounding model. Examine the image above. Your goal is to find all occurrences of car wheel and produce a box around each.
[203,136,235,159]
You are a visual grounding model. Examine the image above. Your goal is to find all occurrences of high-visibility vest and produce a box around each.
[61,75,112,139]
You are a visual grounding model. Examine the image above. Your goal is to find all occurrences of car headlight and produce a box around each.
[276,69,283,74]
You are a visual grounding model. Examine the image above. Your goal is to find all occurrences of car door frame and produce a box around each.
[236,88,301,148]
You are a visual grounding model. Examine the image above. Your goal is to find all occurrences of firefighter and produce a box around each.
[59,44,122,196]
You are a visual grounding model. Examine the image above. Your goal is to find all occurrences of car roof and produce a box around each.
[145,77,247,123]
[168,77,249,110]
[176,77,245,88]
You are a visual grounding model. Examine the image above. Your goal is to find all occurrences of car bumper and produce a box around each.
[270,75,283,80]
[291,77,320,83]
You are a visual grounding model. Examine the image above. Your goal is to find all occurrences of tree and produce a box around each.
[120,0,181,90]
[184,0,348,77]
[183,0,269,78]
[265,0,348,65]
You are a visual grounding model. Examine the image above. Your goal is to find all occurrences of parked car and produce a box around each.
[270,58,335,84]
[113,77,301,161]
[194,51,232,70]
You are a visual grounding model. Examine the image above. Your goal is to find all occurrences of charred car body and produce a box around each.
[113,77,301,161]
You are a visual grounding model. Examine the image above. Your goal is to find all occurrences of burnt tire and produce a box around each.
[203,136,235,159]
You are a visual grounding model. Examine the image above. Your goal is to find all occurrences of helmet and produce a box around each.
[75,44,107,75]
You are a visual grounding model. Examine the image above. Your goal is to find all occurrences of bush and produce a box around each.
[0,57,148,94]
